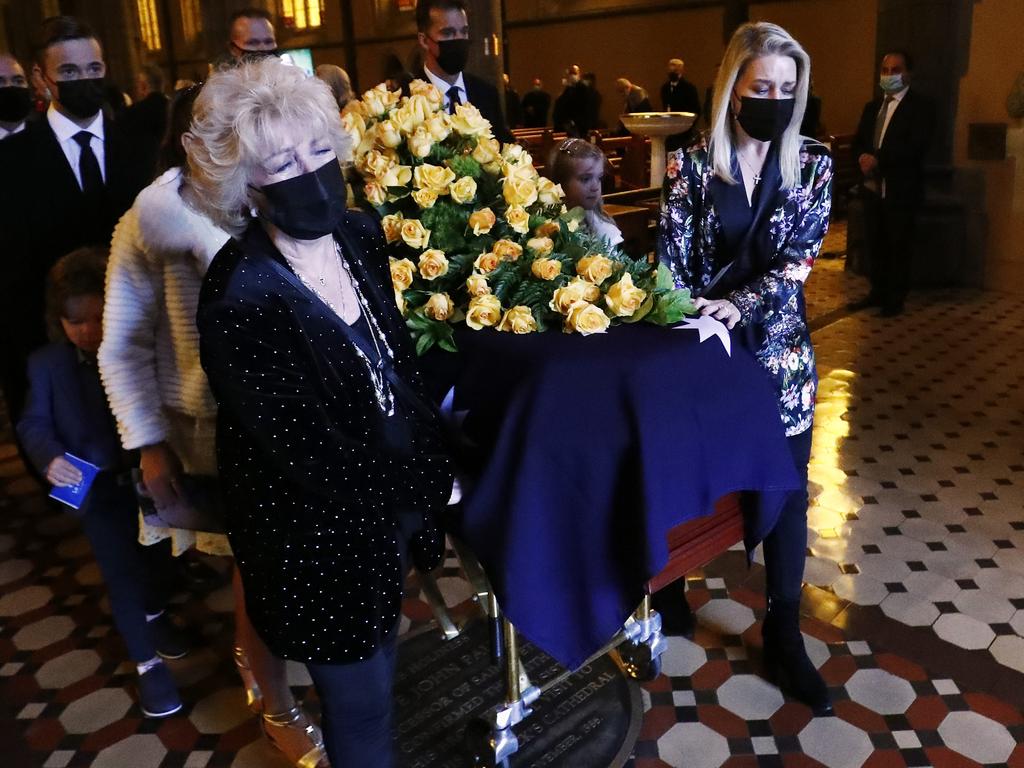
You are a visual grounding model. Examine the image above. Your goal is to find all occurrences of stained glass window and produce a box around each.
[180,0,202,44]
[137,0,162,51]
[280,0,324,30]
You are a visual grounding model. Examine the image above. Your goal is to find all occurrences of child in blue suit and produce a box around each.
[17,247,186,718]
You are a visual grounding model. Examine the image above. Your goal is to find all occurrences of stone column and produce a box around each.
[468,0,505,115]
[722,0,749,43]
[875,0,973,166]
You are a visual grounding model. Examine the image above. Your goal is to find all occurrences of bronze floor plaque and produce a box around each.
[396,619,642,767]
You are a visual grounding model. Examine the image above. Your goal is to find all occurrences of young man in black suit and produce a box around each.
[414,0,511,142]
[0,16,155,419]
[849,50,933,317]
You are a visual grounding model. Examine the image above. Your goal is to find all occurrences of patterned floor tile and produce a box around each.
[3,253,1024,767]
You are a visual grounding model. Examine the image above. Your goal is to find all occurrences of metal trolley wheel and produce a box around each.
[614,640,664,682]
[464,717,505,768]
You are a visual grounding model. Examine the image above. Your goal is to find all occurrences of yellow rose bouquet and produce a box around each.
[347,81,695,353]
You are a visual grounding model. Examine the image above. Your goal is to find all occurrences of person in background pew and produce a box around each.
[503,73,522,129]
[521,77,551,127]
[548,137,623,247]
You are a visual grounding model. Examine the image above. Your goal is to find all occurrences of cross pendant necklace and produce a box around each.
[738,152,762,186]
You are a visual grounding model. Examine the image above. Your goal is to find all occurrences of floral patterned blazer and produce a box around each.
[657,138,833,436]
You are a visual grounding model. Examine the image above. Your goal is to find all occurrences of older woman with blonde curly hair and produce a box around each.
[187,58,454,766]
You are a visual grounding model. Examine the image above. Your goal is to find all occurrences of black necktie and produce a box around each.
[73,130,104,197]
[447,86,461,115]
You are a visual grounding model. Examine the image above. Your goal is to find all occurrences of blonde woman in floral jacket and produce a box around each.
[657,22,834,716]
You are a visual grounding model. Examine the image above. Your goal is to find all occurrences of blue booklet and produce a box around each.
[48,453,101,510]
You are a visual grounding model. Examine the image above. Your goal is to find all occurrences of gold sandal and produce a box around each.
[261,706,330,768]
[232,645,263,714]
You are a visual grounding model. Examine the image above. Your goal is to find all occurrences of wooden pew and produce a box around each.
[512,128,565,167]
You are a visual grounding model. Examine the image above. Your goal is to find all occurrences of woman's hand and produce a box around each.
[693,297,740,329]
[46,456,83,488]
[139,442,184,510]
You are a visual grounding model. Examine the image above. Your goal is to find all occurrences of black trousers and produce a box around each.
[864,194,918,311]
[762,428,813,603]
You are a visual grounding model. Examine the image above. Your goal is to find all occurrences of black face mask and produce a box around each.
[0,86,32,123]
[55,77,106,120]
[259,159,347,240]
[232,44,281,63]
[734,96,794,142]
[432,38,470,76]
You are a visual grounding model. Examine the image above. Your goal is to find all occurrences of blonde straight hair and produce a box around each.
[709,22,810,190]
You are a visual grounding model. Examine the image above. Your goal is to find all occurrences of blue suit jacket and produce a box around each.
[16,342,124,476]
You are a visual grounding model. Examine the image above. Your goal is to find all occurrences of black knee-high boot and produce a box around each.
[762,597,832,716]
[650,577,695,639]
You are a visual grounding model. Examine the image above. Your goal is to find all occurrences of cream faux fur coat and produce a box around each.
[98,167,229,452]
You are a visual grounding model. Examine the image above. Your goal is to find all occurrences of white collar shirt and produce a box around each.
[878,85,909,148]
[0,121,26,141]
[423,65,467,113]
[47,103,106,188]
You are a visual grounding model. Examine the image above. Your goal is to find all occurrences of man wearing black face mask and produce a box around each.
[0,16,155,420]
[211,8,279,70]
[0,54,34,141]
[412,0,511,142]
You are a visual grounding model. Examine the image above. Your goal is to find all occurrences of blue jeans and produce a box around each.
[762,429,813,603]
[307,632,399,768]
[79,473,173,661]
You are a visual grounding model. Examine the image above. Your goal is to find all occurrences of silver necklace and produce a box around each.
[291,242,395,416]
[289,245,350,317]
[335,241,396,417]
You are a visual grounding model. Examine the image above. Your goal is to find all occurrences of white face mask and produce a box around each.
[879,73,905,93]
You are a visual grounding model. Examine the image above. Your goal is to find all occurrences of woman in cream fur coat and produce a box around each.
[98,88,327,768]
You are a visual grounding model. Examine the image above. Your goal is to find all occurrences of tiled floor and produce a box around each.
[2,241,1024,767]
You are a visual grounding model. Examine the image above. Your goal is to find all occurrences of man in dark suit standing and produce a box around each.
[0,16,155,418]
[414,0,511,142]
[122,64,169,145]
[521,78,551,128]
[0,54,33,141]
[662,58,701,152]
[209,7,278,70]
[849,50,933,317]
[552,64,591,137]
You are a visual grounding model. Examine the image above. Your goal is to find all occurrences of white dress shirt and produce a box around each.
[47,104,106,188]
[423,65,467,113]
[0,121,26,141]
[877,85,909,148]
